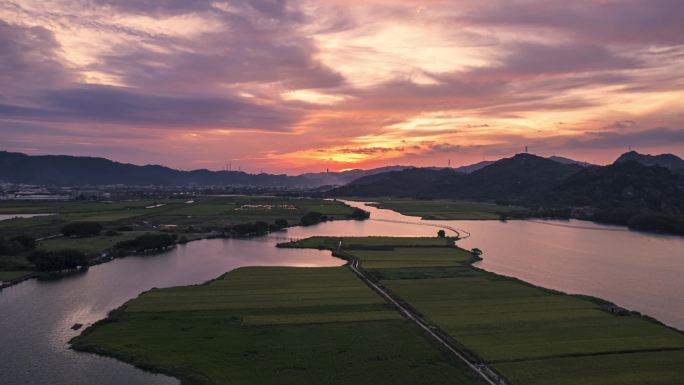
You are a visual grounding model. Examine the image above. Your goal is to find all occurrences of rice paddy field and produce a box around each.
[291,237,684,385]
[369,199,527,220]
[72,267,481,385]
[0,197,356,280]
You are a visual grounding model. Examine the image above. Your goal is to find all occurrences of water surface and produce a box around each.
[0,213,53,221]
[1,201,683,385]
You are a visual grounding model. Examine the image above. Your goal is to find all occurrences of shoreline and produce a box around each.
[0,214,352,292]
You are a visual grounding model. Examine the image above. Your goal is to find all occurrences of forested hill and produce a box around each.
[615,151,684,173]
[331,153,583,201]
[331,152,684,235]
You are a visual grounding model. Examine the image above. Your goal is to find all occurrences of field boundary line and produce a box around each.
[341,252,507,385]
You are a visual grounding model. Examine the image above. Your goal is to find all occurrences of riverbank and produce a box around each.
[0,197,360,291]
[364,198,684,236]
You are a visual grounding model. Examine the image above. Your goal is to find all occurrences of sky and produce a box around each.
[1,0,683,174]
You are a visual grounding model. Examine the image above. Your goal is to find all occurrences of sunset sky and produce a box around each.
[1,0,683,174]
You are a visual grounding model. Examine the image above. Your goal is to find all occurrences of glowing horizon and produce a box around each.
[1,1,683,174]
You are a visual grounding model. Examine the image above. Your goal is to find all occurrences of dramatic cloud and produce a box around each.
[2,85,298,129]
[0,20,74,98]
[0,0,682,172]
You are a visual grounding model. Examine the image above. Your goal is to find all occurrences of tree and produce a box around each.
[114,233,178,252]
[437,229,446,238]
[350,209,370,220]
[62,222,103,237]
[0,237,23,256]
[471,248,483,258]
[254,221,269,235]
[11,235,36,251]
[274,219,289,229]
[301,212,325,226]
[28,249,88,271]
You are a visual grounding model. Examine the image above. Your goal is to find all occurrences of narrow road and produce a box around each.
[346,256,506,385]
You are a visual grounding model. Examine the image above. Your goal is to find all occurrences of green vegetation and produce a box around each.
[281,236,452,251]
[369,199,528,220]
[38,231,153,253]
[61,222,103,237]
[0,197,358,282]
[287,237,684,385]
[0,270,32,282]
[73,267,480,385]
[113,233,178,253]
[0,197,356,239]
[28,249,88,271]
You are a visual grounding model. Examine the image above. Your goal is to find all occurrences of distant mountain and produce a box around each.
[453,160,495,173]
[436,155,588,175]
[330,168,464,198]
[548,155,593,167]
[461,154,583,201]
[615,151,684,173]
[546,160,684,214]
[0,151,405,188]
[299,166,413,186]
[332,153,583,202]
[544,160,684,234]
[331,152,684,235]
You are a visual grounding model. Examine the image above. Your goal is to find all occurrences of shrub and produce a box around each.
[28,249,88,271]
[114,233,178,252]
[301,212,326,226]
[62,222,103,237]
[232,222,269,236]
[349,208,370,220]
[11,235,36,251]
[0,236,36,256]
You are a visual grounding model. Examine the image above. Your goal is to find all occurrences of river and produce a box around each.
[0,213,53,221]
[1,200,682,385]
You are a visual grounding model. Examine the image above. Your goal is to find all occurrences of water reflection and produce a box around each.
[1,201,683,385]
[342,201,684,330]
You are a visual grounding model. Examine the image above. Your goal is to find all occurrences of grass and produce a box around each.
[495,350,684,385]
[287,236,684,385]
[0,197,356,239]
[0,270,33,282]
[281,236,453,251]
[0,197,357,278]
[369,199,527,220]
[73,267,481,385]
[37,231,158,254]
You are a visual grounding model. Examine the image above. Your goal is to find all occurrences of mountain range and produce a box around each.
[331,153,587,201]
[330,151,684,235]
[0,151,410,188]
[0,150,592,188]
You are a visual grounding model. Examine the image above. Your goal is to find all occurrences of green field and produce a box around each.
[289,237,684,385]
[0,197,355,239]
[37,231,158,254]
[0,270,32,282]
[73,267,481,385]
[0,197,357,278]
[369,199,527,220]
[281,236,453,251]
